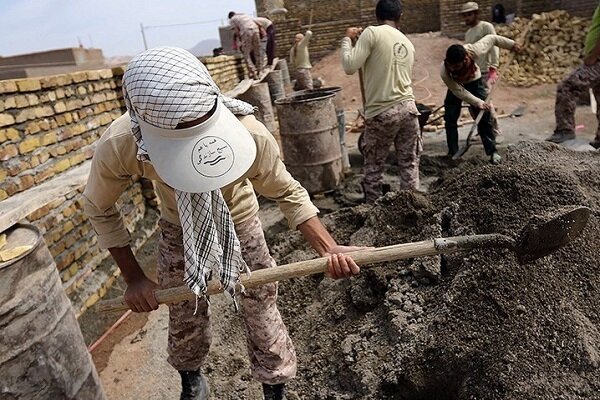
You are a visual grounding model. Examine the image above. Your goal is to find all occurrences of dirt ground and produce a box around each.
[82,32,600,399]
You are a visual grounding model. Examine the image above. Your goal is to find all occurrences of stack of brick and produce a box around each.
[201,54,248,92]
[497,11,589,86]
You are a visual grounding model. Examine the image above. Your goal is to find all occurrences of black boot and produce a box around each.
[263,383,286,400]
[179,370,209,400]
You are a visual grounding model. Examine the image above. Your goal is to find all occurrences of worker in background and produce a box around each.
[341,0,420,203]
[83,47,362,400]
[229,11,263,79]
[547,3,600,149]
[290,30,313,90]
[461,1,503,142]
[441,35,521,164]
[255,16,276,67]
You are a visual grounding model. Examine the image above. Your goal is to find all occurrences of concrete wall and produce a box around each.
[0,48,107,79]
[0,54,247,313]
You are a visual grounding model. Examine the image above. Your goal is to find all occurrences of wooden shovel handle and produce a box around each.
[98,240,439,313]
[97,233,513,313]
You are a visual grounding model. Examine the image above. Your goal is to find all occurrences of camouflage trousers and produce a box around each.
[242,31,263,78]
[157,215,297,384]
[362,100,422,203]
[294,68,313,90]
[555,61,600,141]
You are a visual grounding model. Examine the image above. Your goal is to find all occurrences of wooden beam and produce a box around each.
[0,161,91,233]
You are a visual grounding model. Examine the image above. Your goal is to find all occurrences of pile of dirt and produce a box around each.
[497,11,589,87]
[269,142,600,399]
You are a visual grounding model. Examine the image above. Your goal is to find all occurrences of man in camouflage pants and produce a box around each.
[547,3,600,149]
[158,216,296,385]
[341,0,421,203]
[229,11,263,79]
[84,47,363,400]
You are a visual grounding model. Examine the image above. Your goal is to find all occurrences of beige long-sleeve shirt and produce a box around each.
[465,21,500,72]
[341,25,415,119]
[83,113,319,249]
[440,34,515,107]
[230,14,258,36]
[290,30,312,69]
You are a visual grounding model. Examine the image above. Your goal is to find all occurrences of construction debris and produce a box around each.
[497,10,590,87]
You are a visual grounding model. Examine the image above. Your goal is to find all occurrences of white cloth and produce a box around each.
[122,47,255,300]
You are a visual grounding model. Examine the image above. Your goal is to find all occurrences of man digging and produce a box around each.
[461,1,504,143]
[441,34,521,164]
[341,0,421,203]
[83,47,361,400]
[289,30,314,90]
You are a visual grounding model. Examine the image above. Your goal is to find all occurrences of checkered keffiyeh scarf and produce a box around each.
[122,47,255,301]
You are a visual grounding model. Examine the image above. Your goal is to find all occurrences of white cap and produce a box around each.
[137,99,256,193]
[460,2,479,14]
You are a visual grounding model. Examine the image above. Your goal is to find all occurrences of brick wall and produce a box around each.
[258,0,441,63]
[0,54,247,311]
[440,0,598,37]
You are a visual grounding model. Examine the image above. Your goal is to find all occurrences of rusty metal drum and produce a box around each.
[275,59,291,86]
[239,82,277,133]
[290,87,350,171]
[275,91,343,194]
[0,224,105,400]
[265,70,285,102]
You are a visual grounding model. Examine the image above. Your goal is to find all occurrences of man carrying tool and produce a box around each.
[461,1,503,142]
[547,3,600,149]
[83,47,361,400]
[289,30,313,90]
[229,11,263,79]
[255,16,276,67]
[441,34,520,164]
[341,0,421,203]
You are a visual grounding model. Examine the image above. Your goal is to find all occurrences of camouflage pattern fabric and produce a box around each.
[157,216,296,383]
[242,32,263,78]
[294,68,313,90]
[362,100,422,203]
[554,62,600,142]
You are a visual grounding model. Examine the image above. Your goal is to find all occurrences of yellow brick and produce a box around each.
[0,189,7,201]
[85,293,100,309]
[34,105,54,118]
[26,94,39,106]
[0,113,15,127]
[71,71,87,83]
[76,86,87,95]
[63,220,75,233]
[18,137,41,154]
[15,109,35,123]
[3,97,16,109]
[0,168,6,182]
[99,69,114,79]
[68,262,80,276]
[15,95,28,108]
[55,87,65,99]
[25,122,41,135]
[4,128,20,140]
[54,101,67,113]
[41,132,58,146]
[61,270,72,283]
[63,205,75,217]
[16,78,42,92]
[0,130,6,143]
[0,80,18,94]
[69,153,85,166]
[86,70,100,80]
[53,158,71,173]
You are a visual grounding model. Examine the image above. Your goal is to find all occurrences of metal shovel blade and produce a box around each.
[516,206,591,264]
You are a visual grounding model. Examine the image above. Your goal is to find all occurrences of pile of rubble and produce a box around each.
[497,10,589,87]
[267,142,600,399]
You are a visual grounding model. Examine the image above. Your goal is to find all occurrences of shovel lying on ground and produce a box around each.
[98,206,590,313]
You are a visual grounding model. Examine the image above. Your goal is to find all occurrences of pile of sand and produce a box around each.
[269,142,599,399]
